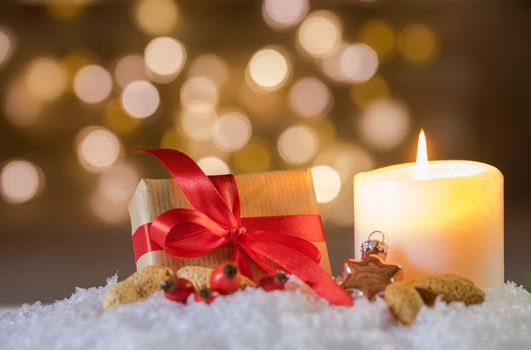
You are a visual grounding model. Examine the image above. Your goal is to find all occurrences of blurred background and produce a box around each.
[0,0,530,303]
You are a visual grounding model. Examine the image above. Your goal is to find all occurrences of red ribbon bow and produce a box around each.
[132,149,352,306]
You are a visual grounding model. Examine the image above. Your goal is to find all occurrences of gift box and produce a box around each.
[127,149,351,305]
[129,166,332,277]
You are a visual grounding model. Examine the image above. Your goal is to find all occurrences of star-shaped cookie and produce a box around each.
[340,255,402,300]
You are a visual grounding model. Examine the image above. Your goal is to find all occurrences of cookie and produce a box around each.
[384,282,425,325]
[410,274,485,305]
[177,265,255,290]
[102,265,174,309]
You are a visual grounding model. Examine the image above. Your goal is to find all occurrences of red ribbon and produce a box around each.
[132,149,352,306]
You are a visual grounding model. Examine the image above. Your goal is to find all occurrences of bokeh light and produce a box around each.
[134,0,179,36]
[180,76,219,108]
[73,65,113,104]
[144,36,186,83]
[46,0,85,20]
[320,44,347,82]
[104,98,139,134]
[24,57,67,101]
[289,77,332,118]
[398,23,437,64]
[0,27,15,67]
[262,0,309,30]
[0,160,43,204]
[311,165,341,203]
[161,128,186,150]
[350,75,389,109]
[339,43,379,83]
[3,83,43,127]
[238,83,279,115]
[76,126,122,172]
[358,20,396,60]
[360,99,410,151]
[213,110,252,152]
[89,191,129,225]
[180,104,218,141]
[97,162,140,203]
[314,142,374,226]
[297,11,342,58]
[247,47,290,91]
[114,54,148,89]
[233,140,272,173]
[277,125,318,164]
[121,80,160,119]
[197,156,230,175]
[188,54,229,87]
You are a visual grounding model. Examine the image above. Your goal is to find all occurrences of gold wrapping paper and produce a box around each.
[128,168,331,277]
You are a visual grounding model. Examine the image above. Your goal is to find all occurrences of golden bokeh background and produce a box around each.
[0,0,530,302]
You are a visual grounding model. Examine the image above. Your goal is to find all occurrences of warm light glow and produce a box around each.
[297,11,341,58]
[0,160,43,204]
[76,126,122,172]
[339,43,379,83]
[233,140,272,173]
[114,54,147,89]
[247,48,290,91]
[188,54,229,87]
[213,111,252,152]
[289,77,331,118]
[358,20,396,60]
[134,0,179,36]
[398,24,437,64]
[350,75,389,109]
[262,0,309,30]
[144,36,186,83]
[73,65,113,104]
[0,27,14,67]
[238,83,278,114]
[197,157,230,175]
[180,77,219,108]
[97,163,139,203]
[416,129,428,165]
[104,98,139,134]
[277,125,318,164]
[319,44,347,82]
[3,82,42,127]
[360,99,410,151]
[180,104,218,141]
[311,165,341,203]
[121,80,160,119]
[24,57,67,101]
[90,191,128,225]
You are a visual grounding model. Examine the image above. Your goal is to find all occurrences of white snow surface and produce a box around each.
[1,276,530,350]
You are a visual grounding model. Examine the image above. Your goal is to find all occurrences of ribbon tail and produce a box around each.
[248,241,353,306]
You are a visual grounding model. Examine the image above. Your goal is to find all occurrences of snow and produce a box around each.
[1,276,530,350]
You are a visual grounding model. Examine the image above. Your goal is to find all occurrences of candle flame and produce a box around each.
[416,129,428,166]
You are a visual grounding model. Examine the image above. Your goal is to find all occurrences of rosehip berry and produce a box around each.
[195,288,219,304]
[258,272,288,291]
[161,277,195,304]
[209,262,241,295]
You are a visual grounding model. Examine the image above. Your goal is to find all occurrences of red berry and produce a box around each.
[161,278,195,304]
[258,272,288,291]
[195,288,219,304]
[209,262,241,295]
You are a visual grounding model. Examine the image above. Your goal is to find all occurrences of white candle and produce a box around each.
[354,130,504,288]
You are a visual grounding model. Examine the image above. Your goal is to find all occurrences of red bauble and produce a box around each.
[161,277,195,304]
[209,262,241,295]
[195,288,219,304]
[258,272,288,291]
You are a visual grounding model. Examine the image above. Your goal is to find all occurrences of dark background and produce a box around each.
[0,0,530,303]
